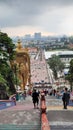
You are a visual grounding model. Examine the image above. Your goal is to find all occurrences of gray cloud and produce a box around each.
[0,0,73,35]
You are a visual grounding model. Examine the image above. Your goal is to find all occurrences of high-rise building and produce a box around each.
[34,32,41,40]
[25,34,31,40]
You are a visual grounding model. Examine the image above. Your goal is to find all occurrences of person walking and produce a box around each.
[62,87,70,109]
[32,89,39,109]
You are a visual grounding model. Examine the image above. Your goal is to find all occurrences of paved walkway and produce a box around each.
[0,95,73,130]
[46,95,73,130]
[0,96,41,130]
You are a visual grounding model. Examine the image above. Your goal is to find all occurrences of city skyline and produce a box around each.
[0,0,73,37]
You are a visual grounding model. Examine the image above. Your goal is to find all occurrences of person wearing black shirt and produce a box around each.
[62,87,70,109]
[32,89,39,109]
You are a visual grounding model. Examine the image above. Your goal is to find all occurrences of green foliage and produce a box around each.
[0,32,16,96]
[65,59,73,91]
[48,54,64,79]
[0,32,16,60]
[0,74,7,86]
[69,36,73,43]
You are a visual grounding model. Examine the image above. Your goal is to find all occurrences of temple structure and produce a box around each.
[13,39,31,91]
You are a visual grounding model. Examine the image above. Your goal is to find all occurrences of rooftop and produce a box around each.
[44,50,73,59]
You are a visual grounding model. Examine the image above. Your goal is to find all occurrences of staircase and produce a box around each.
[0,124,41,130]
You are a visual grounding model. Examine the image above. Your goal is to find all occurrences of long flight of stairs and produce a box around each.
[0,124,41,130]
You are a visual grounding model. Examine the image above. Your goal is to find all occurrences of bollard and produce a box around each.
[41,93,45,101]
[41,93,46,113]
[41,100,46,113]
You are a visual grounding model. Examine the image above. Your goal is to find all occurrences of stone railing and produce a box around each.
[41,93,50,130]
[0,94,16,110]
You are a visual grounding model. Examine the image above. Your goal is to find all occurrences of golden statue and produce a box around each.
[13,39,31,91]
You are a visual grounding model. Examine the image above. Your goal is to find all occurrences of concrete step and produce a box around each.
[50,125,73,130]
[0,124,41,130]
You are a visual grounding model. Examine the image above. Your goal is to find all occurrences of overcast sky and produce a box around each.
[0,0,73,36]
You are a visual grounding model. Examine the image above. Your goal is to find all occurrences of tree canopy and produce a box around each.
[48,54,65,79]
[69,36,73,44]
[65,59,73,91]
[0,32,16,97]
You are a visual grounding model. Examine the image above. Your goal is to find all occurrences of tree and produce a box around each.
[0,32,15,60]
[69,36,73,43]
[0,32,16,96]
[48,55,64,79]
[65,59,73,91]
[0,74,7,87]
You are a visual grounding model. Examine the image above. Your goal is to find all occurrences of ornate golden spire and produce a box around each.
[16,39,22,51]
[16,39,29,53]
